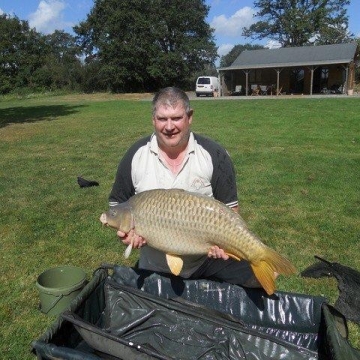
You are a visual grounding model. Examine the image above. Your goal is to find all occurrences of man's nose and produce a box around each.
[165,119,175,130]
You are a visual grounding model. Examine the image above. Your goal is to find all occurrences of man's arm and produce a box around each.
[202,135,239,260]
[109,137,151,247]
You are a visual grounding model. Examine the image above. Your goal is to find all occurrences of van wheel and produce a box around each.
[196,93,200,97]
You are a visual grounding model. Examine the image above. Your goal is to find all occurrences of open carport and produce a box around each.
[218,42,359,97]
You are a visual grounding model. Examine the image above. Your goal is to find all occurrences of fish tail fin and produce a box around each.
[250,248,297,295]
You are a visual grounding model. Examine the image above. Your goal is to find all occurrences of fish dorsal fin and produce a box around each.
[166,254,183,276]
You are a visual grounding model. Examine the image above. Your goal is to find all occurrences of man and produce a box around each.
[109,87,260,288]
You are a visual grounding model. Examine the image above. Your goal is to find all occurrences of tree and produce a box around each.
[355,37,360,86]
[39,31,83,90]
[0,14,34,93]
[74,0,217,92]
[243,0,353,47]
[220,44,264,68]
[0,14,82,94]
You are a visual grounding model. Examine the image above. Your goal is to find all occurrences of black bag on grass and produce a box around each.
[32,265,360,360]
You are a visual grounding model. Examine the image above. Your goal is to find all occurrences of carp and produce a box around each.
[100,189,296,295]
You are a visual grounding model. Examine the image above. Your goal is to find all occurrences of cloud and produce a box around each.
[217,43,235,57]
[210,6,256,37]
[28,0,72,34]
[0,8,4,15]
[265,40,281,49]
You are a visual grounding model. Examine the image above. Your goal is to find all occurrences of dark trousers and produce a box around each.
[190,258,261,288]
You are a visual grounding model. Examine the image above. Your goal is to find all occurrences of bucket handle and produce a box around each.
[40,294,64,315]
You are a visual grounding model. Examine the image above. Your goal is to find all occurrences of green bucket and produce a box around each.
[36,266,87,316]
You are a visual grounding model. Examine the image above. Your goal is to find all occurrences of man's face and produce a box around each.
[153,103,193,151]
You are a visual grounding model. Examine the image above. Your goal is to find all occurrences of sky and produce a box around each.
[0,0,359,59]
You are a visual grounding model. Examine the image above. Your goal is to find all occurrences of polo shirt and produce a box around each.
[109,132,238,277]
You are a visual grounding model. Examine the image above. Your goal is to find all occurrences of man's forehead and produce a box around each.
[155,103,186,116]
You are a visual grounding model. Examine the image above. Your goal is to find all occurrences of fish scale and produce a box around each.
[100,188,296,295]
[133,192,224,253]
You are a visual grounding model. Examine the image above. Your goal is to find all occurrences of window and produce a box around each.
[197,78,210,84]
[249,70,262,83]
[321,68,329,89]
[290,68,304,93]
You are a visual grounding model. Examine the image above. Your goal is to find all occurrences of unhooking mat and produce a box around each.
[70,278,319,359]
[32,265,360,360]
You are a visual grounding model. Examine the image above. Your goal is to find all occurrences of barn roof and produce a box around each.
[219,42,358,71]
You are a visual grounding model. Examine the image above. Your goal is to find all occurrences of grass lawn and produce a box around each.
[0,93,359,358]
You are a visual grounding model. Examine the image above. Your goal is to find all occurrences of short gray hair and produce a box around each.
[152,87,191,117]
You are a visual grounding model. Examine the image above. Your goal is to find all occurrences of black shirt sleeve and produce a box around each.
[193,134,238,206]
[109,136,151,205]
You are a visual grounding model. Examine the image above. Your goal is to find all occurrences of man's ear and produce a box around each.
[188,109,194,123]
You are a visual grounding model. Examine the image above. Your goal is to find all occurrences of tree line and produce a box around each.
[0,15,84,95]
[0,0,217,95]
[0,0,357,96]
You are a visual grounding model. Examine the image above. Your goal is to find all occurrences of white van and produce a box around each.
[195,76,219,97]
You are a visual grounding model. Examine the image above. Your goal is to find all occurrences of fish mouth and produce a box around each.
[99,213,108,226]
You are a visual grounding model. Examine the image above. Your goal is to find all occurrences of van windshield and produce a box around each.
[197,78,210,84]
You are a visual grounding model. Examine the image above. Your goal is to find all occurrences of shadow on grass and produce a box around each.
[0,104,86,128]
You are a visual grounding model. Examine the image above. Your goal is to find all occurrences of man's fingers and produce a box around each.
[117,230,126,238]
[208,245,229,260]
[119,230,146,248]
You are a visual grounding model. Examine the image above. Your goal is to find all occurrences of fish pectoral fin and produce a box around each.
[226,252,242,261]
[124,233,134,259]
[124,243,133,259]
[166,254,183,276]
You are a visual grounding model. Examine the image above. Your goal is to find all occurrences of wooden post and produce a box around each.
[274,68,283,95]
[310,67,314,95]
[243,70,249,96]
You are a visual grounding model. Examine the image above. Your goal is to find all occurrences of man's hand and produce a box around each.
[208,245,229,260]
[117,229,146,248]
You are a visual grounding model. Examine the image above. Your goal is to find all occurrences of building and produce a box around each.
[218,42,359,96]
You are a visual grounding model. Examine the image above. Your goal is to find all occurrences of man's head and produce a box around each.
[152,87,193,152]
[152,87,192,117]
